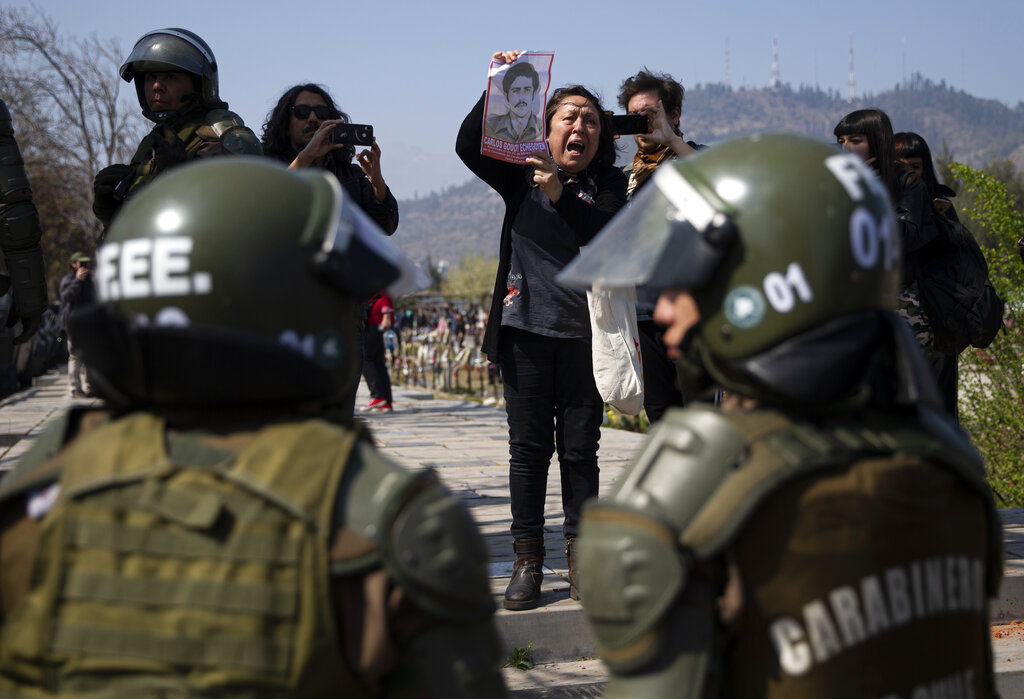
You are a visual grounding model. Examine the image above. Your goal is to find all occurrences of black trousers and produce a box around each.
[500,327,602,541]
[637,319,686,424]
[362,324,393,404]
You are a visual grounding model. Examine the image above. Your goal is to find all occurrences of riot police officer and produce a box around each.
[92,28,262,228]
[0,159,507,697]
[0,99,47,344]
[558,133,1003,698]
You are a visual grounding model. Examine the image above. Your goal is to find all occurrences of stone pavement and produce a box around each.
[3,368,1024,696]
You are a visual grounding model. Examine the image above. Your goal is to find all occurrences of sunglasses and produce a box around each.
[291,104,333,120]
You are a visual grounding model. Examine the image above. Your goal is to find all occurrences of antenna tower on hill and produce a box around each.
[769,35,780,89]
[725,37,731,87]
[848,36,856,101]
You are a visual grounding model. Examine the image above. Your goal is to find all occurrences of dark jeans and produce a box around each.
[637,319,686,424]
[500,327,602,541]
[362,324,393,404]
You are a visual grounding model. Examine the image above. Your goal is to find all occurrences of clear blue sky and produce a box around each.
[27,0,1024,199]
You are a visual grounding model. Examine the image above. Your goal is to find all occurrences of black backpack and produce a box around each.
[916,212,1004,355]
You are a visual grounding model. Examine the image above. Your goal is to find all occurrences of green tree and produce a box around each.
[947,162,1024,505]
[442,252,497,302]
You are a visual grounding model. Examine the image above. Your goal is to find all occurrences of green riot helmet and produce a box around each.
[71,157,426,412]
[559,133,912,406]
[120,28,223,121]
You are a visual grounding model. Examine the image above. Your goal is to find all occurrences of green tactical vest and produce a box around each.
[690,409,1003,699]
[0,413,363,698]
[128,117,217,194]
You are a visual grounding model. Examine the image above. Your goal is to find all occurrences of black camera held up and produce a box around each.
[610,114,649,136]
[332,123,374,146]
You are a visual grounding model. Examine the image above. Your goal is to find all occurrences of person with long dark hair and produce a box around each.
[894,131,964,417]
[457,50,627,611]
[261,83,398,235]
[835,110,947,409]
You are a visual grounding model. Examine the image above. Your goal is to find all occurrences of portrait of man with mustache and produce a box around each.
[486,60,543,144]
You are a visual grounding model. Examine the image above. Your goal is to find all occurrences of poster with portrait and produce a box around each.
[481,51,554,164]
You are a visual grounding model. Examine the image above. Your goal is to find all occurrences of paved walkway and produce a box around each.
[3,369,1024,696]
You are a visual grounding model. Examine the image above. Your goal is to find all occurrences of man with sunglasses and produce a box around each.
[261,84,398,236]
[92,28,262,230]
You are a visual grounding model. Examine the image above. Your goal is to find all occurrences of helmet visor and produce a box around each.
[119,29,213,81]
[316,176,429,299]
[557,164,736,292]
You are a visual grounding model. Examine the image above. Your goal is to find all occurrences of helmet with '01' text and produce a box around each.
[559,132,927,407]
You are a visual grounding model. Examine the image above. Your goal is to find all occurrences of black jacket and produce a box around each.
[456,93,626,363]
[270,148,399,235]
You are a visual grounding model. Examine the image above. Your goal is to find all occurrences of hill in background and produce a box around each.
[394,75,1024,265]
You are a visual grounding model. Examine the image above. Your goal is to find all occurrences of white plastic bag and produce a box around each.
[587,285,644,415]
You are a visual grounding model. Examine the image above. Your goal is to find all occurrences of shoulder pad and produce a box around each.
[202,109,263,155]
[605,405,748,535]
[382,480,494,623]
[329,441,419,573]
[0,408,111,503]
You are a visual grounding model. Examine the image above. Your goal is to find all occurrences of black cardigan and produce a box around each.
[456,93,626,362]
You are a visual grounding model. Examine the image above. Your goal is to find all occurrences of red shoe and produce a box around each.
[361,398,387,412]
[372,402,393,412]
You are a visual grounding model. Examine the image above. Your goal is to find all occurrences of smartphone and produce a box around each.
[610,114,649,136]
[332,123,374,146]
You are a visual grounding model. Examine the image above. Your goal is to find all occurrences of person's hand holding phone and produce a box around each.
[291,119,346,169]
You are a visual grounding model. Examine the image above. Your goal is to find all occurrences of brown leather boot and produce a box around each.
[566,538,581,601]
[503,538,544,611]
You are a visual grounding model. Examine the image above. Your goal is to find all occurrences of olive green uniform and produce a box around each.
[578,405,1002,698]
[0,409,505,697]
[93,105,261,228]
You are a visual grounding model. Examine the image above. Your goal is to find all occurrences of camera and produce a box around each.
[610,114,649,136]
[332,123,374,146]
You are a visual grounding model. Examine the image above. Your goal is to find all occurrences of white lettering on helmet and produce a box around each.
[849,206,898,271]
[762,262,813,314]
[95,237,213,301]
[825,153,887,202]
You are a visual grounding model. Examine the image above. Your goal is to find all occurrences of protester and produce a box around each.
[560,133,1001,698]
[92,28,261,229]
[261,83,398,235]
[457,50,627,610]
[0,158,507,697]
[895,131,961,416]
[361,291,395,412]
[618,69,702,198]
[618,69,705,423]
[263,83,400,420]
[57,251,94,399]
[835,111,945,380]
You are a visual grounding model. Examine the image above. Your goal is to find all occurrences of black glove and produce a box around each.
[92,163,134,226]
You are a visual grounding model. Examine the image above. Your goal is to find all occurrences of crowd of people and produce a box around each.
[0,27,1010,698]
